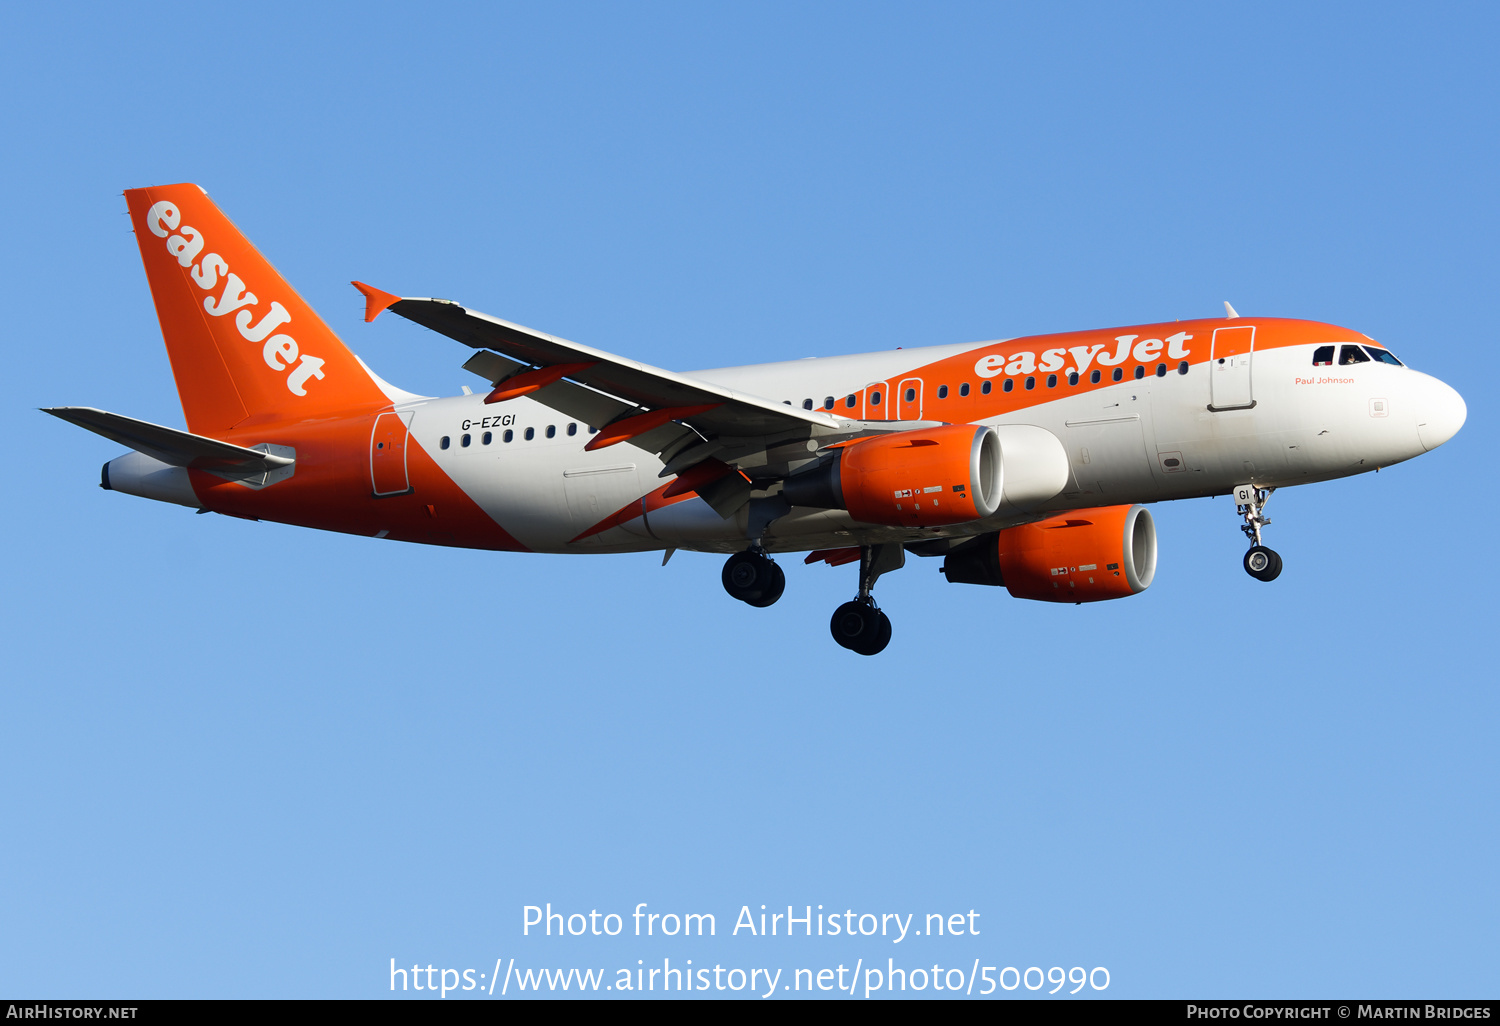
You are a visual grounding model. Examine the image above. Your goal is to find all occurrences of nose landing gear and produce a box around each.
[722,549,785,607]
[829,543,903,656]
[1235,484,1283,582]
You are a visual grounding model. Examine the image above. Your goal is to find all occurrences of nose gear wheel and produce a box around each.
[1243,545,1283,582]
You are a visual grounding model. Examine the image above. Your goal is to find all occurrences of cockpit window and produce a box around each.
[1339,345,1370,366]
[1364,346,1402,366]
[1312,345,1335,366]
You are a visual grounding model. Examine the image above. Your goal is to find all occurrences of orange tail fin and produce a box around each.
[125,184,389,436]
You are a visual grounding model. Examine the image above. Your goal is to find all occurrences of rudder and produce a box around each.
[125,184,389,436]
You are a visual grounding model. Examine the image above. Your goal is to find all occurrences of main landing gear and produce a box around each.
[830,544,903,656]
[722,542,902,655]
[722,549,785,607]
[1235,484,1283,582]
[830,599,891,656]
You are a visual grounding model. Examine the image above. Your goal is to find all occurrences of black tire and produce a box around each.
[867,611,893,655]
[723,551,778,604]
[830,600,890,654]
[1243,545,1283,582]
[744,561,786,608]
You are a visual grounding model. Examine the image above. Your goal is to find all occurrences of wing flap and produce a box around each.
[459,351,699,459]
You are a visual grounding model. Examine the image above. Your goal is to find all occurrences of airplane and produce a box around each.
[46,183,1467,655]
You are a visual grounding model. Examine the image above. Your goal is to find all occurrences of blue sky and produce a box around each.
[2,1,1495,999]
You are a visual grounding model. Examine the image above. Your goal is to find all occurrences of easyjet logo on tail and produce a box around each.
[146,200,326,396]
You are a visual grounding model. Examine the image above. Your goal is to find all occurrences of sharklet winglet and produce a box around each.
[352,281,403,323]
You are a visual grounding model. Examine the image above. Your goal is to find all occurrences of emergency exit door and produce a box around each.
[897,378,923,420]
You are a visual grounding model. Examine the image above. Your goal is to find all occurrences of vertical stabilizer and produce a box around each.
[125,184,389,435]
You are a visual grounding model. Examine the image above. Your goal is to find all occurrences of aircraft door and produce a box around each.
[370,411,414,496]
[897,378,923,420]
[864,381,892,420]
[1209,325,1256,411]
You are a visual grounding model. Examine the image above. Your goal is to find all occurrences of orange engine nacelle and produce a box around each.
[782,424,1002,527]
[940,504,1157,602]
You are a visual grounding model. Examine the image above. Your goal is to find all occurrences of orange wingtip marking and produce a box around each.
[583,403,721,452]
[805,547,862,566]
[485,362,597,404]
[351,281,402,322]
[661,457,736,498]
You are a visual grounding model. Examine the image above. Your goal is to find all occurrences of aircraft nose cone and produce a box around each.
[1416,375,1466,452]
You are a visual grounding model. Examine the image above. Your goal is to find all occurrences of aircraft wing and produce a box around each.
[353,282,848,464]
[42,407,294,477]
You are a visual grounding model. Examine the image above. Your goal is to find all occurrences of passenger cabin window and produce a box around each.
[1364,346,1403,366]
[482,431,492,445]
[870,391,881,406]
[1002,379,1013,393]
[959,383,970,397]
[937,385,948,399]
[524,427,535,440]
[546,425,556,438]
[1313,345,1335,366]
[440,436,450,449]
[1091,370,1102,384]
[503,429,514,442]
[567,423,577,436]
[461,433,471,447]
[981,381,992,395]
[802,399,813,410]
[1339,345,1371,366]
[845,395,856,408]
[824,397,836,410]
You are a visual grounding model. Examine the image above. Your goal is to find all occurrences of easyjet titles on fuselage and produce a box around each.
[972,331,1194,380]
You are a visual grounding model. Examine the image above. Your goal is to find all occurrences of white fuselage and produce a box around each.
[407,337,1461,554]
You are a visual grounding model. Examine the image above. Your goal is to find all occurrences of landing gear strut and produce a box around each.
[1234,484,1283,582]
[829,544,902,656]
[722,549,785,607]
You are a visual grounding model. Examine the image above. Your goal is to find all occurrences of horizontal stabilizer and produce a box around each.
[42,407,294,478]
